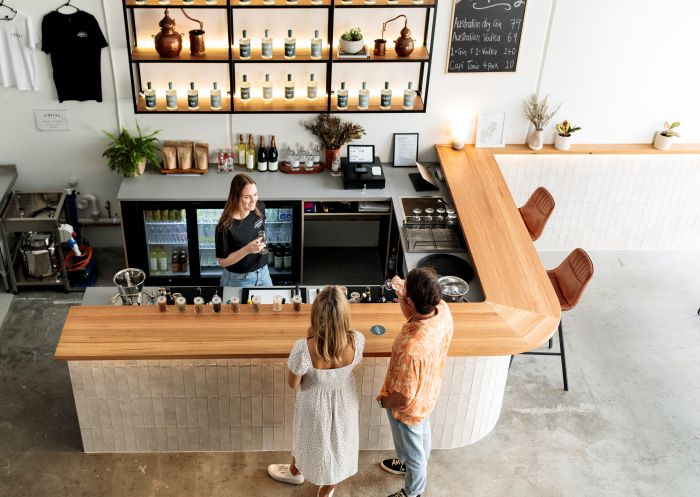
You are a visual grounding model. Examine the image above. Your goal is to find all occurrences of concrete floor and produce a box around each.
[1,249,699,497]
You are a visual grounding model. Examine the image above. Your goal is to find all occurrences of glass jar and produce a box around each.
[272,294,282,311]
[292,294,302,312]
[194,296,204,314]
[230,296,240,313]
[157,295,167,312]
[212,295,222,313]
[176,296,187,313]
[251,295,262,312]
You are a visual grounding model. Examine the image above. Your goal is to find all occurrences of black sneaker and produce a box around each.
[380,458,407,475]
[387,489,421,497]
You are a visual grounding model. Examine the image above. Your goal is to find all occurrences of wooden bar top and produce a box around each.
[56,145,561,360]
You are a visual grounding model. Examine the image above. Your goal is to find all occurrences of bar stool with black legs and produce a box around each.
[521,248,594,391]
[519,186,555,241]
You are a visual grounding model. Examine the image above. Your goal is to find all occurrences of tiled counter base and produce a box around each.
[69,356,509,453]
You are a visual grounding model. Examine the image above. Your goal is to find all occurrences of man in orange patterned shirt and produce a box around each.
[376,267,454,497]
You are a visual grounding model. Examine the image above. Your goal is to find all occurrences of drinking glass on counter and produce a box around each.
[212,295,222,313]
[157,295,167,312]
[292,294,302,312]
[194,296,204,314]
[272,294,282,311]
[251,295,262,312]
[176,296,187,313]
[230,296,240,313]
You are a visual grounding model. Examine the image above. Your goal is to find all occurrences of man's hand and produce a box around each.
[377,391,410,409]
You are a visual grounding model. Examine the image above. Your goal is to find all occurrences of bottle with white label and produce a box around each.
[284,74,295,100]
[145,82,156,110]
[187,82,199,111]
[240,74,251,101]
[268,135,279,171]
[210,81,222,110]
[261,74,273,101]
[158,247,168,272]
[239,30,251,59]
[261,29,273,59]
[358,81,369,110]
[166,81,177,111]
[284,29,296,59]
[310,30,322,59]
[307,74,318,100]
[149,246,159,272]
[237,133,246,166]
[336,81,348,110]
[246,134,256,171]
[380,81,392,110]
[257,136,268,172]
[403,81,416,110]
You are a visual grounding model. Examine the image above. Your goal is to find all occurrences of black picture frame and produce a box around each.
[393,133,419,167]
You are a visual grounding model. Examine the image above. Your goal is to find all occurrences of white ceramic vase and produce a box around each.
[528,129,544,151]
[554,134,572,151]
[339,38,364,54]
[653,132,673,150]
[133,158,147,177]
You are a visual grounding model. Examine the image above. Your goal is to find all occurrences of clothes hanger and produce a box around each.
[0,0,18,21]
[55,0,79,13]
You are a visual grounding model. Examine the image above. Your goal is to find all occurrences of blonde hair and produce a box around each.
[309,286,353,364]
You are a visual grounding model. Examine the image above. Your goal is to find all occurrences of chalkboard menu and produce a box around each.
[447,0,527,73]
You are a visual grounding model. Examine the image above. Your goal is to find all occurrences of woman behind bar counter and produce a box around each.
[215,174,273,287]
[268,286,365,497]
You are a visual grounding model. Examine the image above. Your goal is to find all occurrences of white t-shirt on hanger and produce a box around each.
[0,10,38,91]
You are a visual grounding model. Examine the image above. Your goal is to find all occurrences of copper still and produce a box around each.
[180,8,206,57]
[153,9,183,58]
[377,14,415,58]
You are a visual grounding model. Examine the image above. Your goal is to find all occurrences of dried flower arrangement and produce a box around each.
[302,114,366,150]
[522,94,561,131]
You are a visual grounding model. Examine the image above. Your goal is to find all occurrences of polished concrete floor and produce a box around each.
[0,250,699,497]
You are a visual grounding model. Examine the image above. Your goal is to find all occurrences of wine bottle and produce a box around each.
[283,244,292,270]
[187,81,199,111]
[307,73,318,100]
[246,134,256,171]
[380,81,392,110]
[310,29,322,59]
[237,133,246,166]
[284,29,296,59]
[239,30,251,59]
[262,73,273,102]
[261,29,273,59]
[257,136,268,172]
[145,81,156,110]
[284,74,295,100]
[337,81,348,110]
[210,81,222,111]
[358,81,369,110]
[240,74,251,101]
[166,81,177,111]
[403,81,416,110]
[268,135,279,171]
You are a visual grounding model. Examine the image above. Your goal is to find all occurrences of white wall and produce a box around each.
[1,0,699,246]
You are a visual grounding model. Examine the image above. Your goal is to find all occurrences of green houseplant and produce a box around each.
[653,121,680,150]
[102,123,160,177]
[303,114,365,172]
[522,94,560,150]
[554,120,582,151]
[339,27,364,54]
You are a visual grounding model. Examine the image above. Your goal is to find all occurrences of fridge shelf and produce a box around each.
[148,237,188,245]
[144,221,186,225]
[149,270,191,276]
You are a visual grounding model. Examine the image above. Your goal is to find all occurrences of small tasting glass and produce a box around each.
[292,294,302,311]
[272,294,282,311]
[194,296,204,314]
[258,230,268,254]
[212,295,222,313]
[230,296,240,313]
[251,295,262,312]
[176,296,187,313]
[157,295,167,312]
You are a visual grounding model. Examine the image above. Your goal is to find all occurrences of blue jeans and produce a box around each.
[220,265,273,287]
[387,411,431,497]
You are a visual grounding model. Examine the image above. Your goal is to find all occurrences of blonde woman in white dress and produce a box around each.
[268,286,364,497]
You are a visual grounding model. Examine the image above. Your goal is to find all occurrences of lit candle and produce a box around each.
[451,121,467,150]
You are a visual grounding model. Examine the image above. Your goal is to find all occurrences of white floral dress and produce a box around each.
[288,331,364,486]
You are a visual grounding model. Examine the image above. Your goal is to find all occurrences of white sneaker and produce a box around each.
[267,464,305,485]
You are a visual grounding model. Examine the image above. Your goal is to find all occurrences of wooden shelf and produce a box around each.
[127,0,228,7]
[233,96,327,112]
[484,143,700,155]
[136,95,231,112]
[334,0,435,7]
[332,94,423,112]
[231,0,331,6]
[131,46,230,62]
[333,46,429,62]
[234,46,330,62]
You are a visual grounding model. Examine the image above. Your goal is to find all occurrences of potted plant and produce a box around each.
[339,27,364,55]
[302,114,365,172]
[653,121,680,150]
[522,94,560,151]
[102,123,160,177]
[554,120,581,151]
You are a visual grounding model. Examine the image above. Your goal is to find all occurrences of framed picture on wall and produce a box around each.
[393,133,419,167]
[475,109,506,148]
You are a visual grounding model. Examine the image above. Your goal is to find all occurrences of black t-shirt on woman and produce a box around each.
[215,202,267,274]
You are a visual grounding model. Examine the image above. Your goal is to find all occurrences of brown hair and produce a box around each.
[309,286,353,364]
[405,267,441,315]
[218,174,262,231]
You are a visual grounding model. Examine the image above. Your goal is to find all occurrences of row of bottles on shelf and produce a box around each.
[145,209,186,222]
[149,246,189,273]
[239,29,323,60]
[217,134,280,172]
[145,81,222,111]
[268,244,293,271]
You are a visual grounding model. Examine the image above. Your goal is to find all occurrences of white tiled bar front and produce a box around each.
[68,356,510,453]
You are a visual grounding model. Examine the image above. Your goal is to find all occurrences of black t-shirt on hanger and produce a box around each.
[41,10,108,103]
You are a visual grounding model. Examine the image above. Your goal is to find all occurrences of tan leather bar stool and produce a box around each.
[519,187,555,241]
[521,248,594,391]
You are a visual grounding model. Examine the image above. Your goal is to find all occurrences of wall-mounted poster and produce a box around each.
[475,109,506,148]
[447,0,527,73]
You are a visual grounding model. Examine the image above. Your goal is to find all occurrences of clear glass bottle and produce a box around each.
[262,73,273,102]
[403,81,416,110]
[307,73,318,100]
[284,29,296,59]
[336,81,348,110]
[310,29,322,59]
[284,74,295,100]
[166,81,177,111]
[187,81,199,111]
[380,81,392,110]
[246,134,256,171]
[144,81,156,110]
[210,81,222,110]
[358,81,369,110]
[261,29,273,59]
[239,29,251,59]
[240,74,251,101]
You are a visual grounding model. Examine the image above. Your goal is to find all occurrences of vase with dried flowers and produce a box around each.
[522,94,560,150]
[302,114,365,172]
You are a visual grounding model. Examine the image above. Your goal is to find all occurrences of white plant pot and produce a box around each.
[653,132,674,150]
[339,38,364,54]
[554,134,572,151]
[528,129,544,151]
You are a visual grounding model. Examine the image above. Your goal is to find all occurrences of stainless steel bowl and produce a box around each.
[113,268,147,298]
[438,276,469,303]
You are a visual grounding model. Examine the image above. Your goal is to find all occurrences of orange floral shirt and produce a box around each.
[379,301,454,425]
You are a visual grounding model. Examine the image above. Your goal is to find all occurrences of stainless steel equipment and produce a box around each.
[113,268,155,305]
[438,276,470,302]
[400,196,465,252]
[21,232,58,278]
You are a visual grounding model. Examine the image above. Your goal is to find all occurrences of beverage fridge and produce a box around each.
[121,201,302,286]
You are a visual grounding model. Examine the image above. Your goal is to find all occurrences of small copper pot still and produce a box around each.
[153,9,183,58]
[373,38,387,56]
[378,14,415,58]
[180,9,206,56]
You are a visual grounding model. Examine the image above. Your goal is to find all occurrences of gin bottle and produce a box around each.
[284,29,296,59]
[210,81,222,110]
[166,81,177,111]
[403,82,416,110]
[239,30,251,59]
[262,73,273,102]
[187,81,199,111]
[358,81,369,110]
[284,74,295,100]
[310,29,322,59]
[261,29,273,59]
[336,81,348,110]
[307,73,318,100]
[380,81,392,110]
[240,74,251,101]
[145,81,156,110]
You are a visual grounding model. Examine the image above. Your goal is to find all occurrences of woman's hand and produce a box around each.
[391,275,406,299]
[245,236,266,255]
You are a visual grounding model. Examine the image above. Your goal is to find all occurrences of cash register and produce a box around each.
[341,144,386,189]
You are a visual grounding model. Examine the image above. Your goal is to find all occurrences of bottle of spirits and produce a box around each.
[307,73,318,100]
[246,134,256,171]
[358,81,369,110]
[284,74,295,100]
[145,81,156,110]
[187,81,199,111]
[237,133,246,166]
[268,135,279,171]
[283,244,292,270]
[380,81,392,110]
[166,81,177,111]
[239,29,251,59]
[179,250,188,273]
[310,29,322,59]
[337,81,348,110]
[257,136,268,172]
[403,81,416,110]
[240,74,251,101]
[262,74,273,102]
[171,250,180,273]
[261,29,273,59]
[210,81,222,110]
[284,29,296,59]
